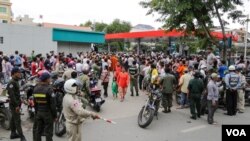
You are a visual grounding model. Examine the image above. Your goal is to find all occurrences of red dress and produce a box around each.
[117,72,129,88]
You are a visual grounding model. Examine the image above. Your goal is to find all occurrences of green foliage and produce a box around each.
[140,0,246,59]
[106,19,132,34]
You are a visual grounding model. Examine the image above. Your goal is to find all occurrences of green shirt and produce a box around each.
[160,73,176,93]
[7,78,21,109]
[188,78,204,96]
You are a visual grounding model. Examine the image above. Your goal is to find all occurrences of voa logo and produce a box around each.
[226,129,246,136]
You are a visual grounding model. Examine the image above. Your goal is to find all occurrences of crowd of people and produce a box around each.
[1,47,249,141]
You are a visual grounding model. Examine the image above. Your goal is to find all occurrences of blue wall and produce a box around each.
[53,28,105,44]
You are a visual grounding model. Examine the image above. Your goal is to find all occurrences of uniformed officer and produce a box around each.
[128,61,139,96]
[160,67,176,113]
[7,67,27,141]
[188,71,204,120]
[33,72,57,141]
[63,79,98,141]
[78,69,90,100]
[224,65,241,116]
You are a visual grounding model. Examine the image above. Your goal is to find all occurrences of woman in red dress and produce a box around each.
[117,66,129,102]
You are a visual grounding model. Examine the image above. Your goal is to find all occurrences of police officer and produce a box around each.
[160,67,176,113]
[63,79,98,141]
[188,71,204,120]
[7,67,27,141]
[78,69,90,100]
[224,65,241,116]
[128,61,139,96]
[33,72,57,141]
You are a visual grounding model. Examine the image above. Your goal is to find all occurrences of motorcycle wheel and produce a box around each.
[94,104,100,112]
[55,114,66,137]
[0,108,11,130]
[138,106,154,128]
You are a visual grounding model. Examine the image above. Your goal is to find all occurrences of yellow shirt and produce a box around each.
[179,73,192,93]
[151,69,159,84]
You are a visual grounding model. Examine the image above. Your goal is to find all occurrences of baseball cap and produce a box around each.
[11,67,21,75]
[39,72,51,81]
[211,73,218,79]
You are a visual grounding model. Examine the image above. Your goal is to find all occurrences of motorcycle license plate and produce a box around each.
[95,98,102,103]
[20,91,25,95]
[4,103,9,107]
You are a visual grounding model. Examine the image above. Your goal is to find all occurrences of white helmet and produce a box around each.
[200,64,207,69]
[229,65,236,71]
[64,79,78,94]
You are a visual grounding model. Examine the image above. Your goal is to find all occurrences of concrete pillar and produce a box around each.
[137,38,141,55]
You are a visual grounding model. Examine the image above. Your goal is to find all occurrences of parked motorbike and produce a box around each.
[88,75,105,112]
[138,84,161,128]
[52,76,66,137]
[20,75,37,119]
[0,96,11,130]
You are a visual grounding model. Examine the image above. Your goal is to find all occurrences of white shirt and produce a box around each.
[207,53,216,69]
[75,63,83,72]
[128,57,134,66]
[82,63,89,71]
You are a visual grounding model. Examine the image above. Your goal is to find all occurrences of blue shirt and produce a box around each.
[218,65,228,78]
[225,72,241,90]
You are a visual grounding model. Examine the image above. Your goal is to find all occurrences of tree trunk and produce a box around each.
[214,1,227,61]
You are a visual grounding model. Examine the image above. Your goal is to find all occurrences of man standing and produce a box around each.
[7,67,26,141]
[224,65,241,116]
[188,71,204,120]
[33,72,57,141]
[207,47,216,70]
[177,69,192,109]
[236,68,246,113]
[63,79,98,141]
[62,63,75,81]
[207,73,219,124]
[128,61,139,96]
[160,67,176,113]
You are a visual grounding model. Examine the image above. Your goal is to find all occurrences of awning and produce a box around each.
[105,30,238,41]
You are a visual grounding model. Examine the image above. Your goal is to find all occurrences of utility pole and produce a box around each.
[244,14,249,62]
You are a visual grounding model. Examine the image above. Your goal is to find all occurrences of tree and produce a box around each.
[106,19,132,34]
[140,0,246,60]
[80,20,92,27]
[94,22,108,32]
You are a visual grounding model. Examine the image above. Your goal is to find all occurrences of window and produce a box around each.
[0,37,3,44]
[0,7,7,13]
[2,20,7,23]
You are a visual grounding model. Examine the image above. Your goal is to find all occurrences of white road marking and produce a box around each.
[181,125,207,133]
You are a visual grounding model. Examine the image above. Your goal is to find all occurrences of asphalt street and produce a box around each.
[1,84,250,141]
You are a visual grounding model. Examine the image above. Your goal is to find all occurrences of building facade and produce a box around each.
[0,0,12,23]
[0,23,105,56]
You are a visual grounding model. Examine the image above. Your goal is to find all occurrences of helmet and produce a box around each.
[64,79,78,94]
[211,73,218,79]
[229,65,236,71]
[200,65,207,69]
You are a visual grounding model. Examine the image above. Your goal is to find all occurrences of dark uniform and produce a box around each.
[7,78,26,140]
[160,73,176,112]
[225,72,241,115]
[188,74,204,119]
[33,83,56,141]
[128,64,139,96]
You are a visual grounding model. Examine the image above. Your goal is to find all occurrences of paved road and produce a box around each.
[1,85,250,141]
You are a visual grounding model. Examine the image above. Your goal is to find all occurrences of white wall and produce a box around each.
[57,42,91,56]
[0,23,57,56]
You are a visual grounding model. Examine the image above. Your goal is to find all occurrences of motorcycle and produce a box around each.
[0,96,11,130]
[138,84,161,128]
[88,75,105,112]
[20,75,37,119]
[52,76,66,137]
[244,72,250,106]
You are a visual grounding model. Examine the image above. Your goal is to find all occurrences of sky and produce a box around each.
[10,0,250,30]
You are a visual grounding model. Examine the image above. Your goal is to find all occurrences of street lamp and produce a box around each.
[244,14,249,62]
